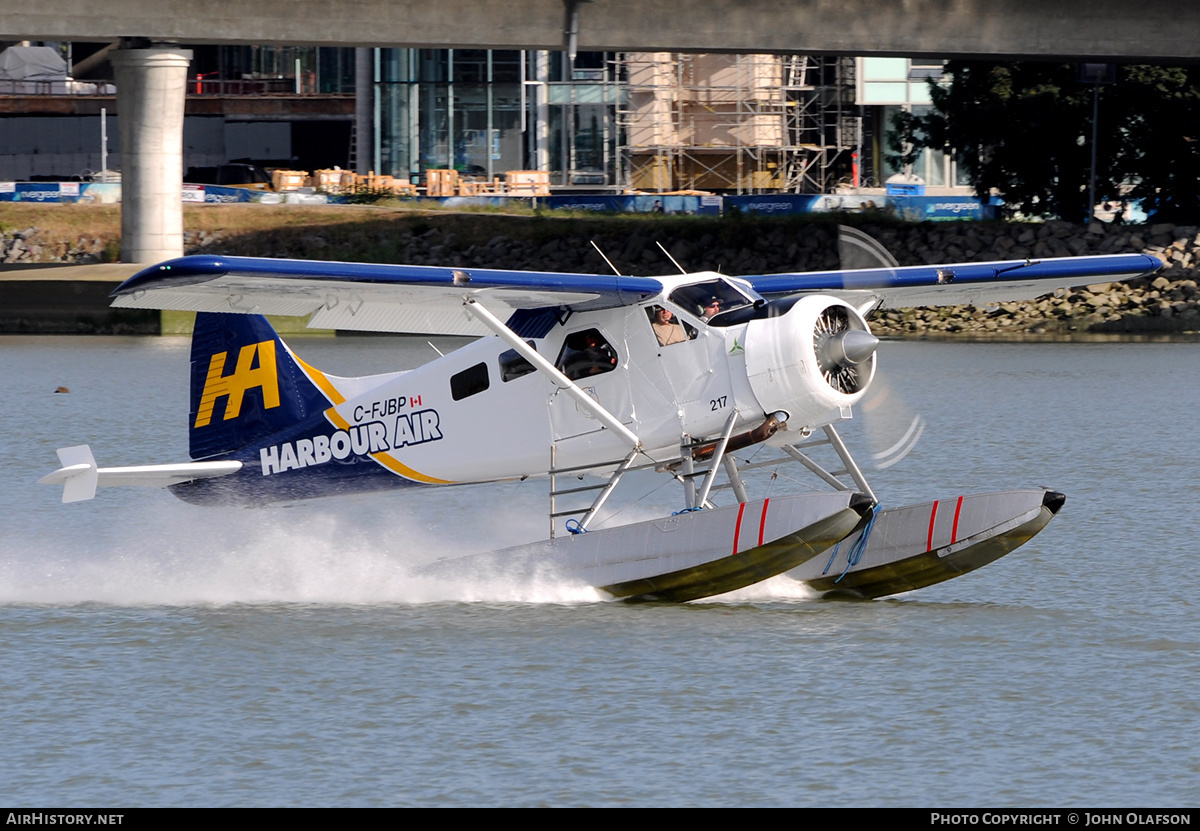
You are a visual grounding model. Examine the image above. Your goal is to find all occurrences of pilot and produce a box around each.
[652,306,686,346]
[701,297,723,320]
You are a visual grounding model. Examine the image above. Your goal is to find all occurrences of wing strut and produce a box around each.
[463,296,642,449]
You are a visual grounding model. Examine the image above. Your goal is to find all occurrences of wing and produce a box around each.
[112,252,1161,334]
[743,253,1162,310]
[111,255,663,336]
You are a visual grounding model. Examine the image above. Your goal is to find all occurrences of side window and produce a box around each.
[555,328,618,381]
[450,362,490,401]
[498,342,537,382]
[646,305,696,346]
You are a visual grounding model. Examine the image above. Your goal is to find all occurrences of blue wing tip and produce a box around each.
[114,255,230,296]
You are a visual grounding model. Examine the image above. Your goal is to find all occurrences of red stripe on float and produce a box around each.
[758,498,771,546]
[733,502,747,556]
[926,500,940,552]
[951,495,964,543]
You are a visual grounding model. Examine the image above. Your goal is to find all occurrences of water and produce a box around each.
[2,335,1198,806]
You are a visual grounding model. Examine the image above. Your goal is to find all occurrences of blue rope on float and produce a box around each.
[565,518,586,535]
[821,504,880,580]
[820,540,843,576]
[671,506,704,516]
[835,504,879,583]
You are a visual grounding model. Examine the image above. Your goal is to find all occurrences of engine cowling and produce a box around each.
[743,295,877,429]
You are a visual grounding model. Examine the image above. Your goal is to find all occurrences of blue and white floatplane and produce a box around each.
[41,241,1159,600]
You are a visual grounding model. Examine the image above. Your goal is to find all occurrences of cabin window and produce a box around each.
[450,362,490,400]
[555,328,618,381]
[499,341,537,382]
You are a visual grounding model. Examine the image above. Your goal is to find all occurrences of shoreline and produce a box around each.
[1,204,1195,336]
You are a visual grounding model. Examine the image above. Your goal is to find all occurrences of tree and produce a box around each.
[911,62,1200,223]
[1111,66,1200,223]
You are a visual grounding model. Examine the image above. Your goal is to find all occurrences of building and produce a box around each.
[0,43,964,196]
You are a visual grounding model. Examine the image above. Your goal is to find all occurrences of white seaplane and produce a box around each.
[41,239,1160,601]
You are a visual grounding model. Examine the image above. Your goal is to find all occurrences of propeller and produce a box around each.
[859,382,926,469]
[813,305,879,395]
[835,225,924,469]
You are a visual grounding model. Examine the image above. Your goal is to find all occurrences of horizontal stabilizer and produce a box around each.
[40,445,99,502]
[40,444,242,503]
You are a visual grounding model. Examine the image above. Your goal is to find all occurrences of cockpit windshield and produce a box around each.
[668,279,761,325]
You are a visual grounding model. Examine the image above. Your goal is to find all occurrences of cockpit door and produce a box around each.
[547,326,634,444]
[643,303,735,437]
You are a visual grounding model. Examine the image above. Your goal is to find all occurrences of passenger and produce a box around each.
[652,306,686,346]
[701,297,723,320]
[574,331,617,376]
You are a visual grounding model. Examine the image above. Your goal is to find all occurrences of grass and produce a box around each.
[0,199,984,268]
[0,203,123,240]
[1,200,901,245]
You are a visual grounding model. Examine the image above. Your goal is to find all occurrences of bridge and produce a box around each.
[7,0,1199,61]
[5,0,1198,263]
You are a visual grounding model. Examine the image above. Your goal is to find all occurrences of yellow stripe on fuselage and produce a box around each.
[371,451,453,485]
[321,406,450,484]
[293,354,452,485]
[294,355,346,405]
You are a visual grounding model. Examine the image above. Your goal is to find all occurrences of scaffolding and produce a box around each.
[617,53,857,194]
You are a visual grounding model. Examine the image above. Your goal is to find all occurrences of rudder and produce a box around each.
[189,312,330,460]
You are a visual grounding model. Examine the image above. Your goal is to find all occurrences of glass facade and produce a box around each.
[369,50,974,192]
[857,57,967,188]
[859,57,934,106]
[373,49,623,187]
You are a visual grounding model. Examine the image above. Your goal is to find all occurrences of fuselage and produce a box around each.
[174,272,872,505]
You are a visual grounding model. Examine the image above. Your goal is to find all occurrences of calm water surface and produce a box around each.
[2,335,1198,806]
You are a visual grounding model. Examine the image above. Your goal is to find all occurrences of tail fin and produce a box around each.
[189,312,330,460]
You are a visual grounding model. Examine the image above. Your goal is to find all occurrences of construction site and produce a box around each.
[618,53,860,195]
[0,45,875,197]
[185,50,868,198]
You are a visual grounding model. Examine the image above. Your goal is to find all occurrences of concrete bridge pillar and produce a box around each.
[111,46,193,264]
